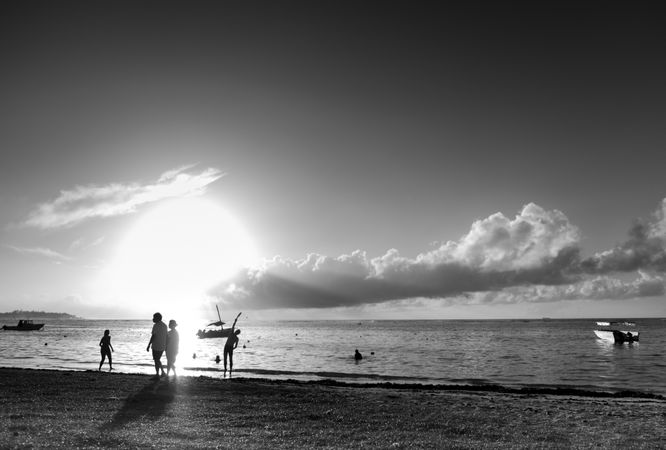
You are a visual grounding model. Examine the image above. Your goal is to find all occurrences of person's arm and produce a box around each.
[231,312,241,329]
[233,337,238,350]
[110,340,114,352]
[147,334,153,352]
[100,338,104,347]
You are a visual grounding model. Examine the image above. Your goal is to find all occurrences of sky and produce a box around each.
[1,2,666,320]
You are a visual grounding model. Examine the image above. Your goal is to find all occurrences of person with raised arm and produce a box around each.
[224,312,242,375]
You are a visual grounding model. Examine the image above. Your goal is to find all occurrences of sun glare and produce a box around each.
[100,198,256,315]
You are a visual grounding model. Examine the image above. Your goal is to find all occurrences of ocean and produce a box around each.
[2,318,666,396]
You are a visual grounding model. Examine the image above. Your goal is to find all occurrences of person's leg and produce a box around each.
[229,350,233,373]
[99,351,105,371]
[223,349,229,372]
[157,351,166,376]
[108,350,113,370]
[152,351,160,376]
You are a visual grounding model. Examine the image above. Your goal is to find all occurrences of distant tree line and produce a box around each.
[0,310,78,319]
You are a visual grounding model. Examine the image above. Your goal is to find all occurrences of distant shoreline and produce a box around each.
[0,311,80,320]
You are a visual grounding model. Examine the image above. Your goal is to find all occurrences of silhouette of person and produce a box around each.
[146,312,168,379]
[166,319,179,377]
[354,349,363,361]
[224,312,242,374]
[98,329,114,371]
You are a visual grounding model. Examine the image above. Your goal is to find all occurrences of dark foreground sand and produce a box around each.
[1,368,665,449]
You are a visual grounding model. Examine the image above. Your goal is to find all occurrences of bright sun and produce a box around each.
[101,198,256,315]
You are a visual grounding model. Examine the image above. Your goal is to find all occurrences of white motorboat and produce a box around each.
[594,321,639,343]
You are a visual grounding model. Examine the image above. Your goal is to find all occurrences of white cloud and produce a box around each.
[23,166,224,229]
[213,203,585,309]
[5,245,71,261]
[214,200,666,310]
[423,203,580,271]
[69,236,105,251]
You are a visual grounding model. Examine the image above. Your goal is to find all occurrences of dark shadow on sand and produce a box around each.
[102,377,178,430]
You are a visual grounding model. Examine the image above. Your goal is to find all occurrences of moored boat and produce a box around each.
[2,319,44,331]
[196,306,241,339]
[595,321,636,327]
[594,320,639,343]
[196,328,234,339]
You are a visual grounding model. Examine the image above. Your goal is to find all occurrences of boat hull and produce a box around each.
[594,329,639,343]
[2,323,44,331]
[197,329,233,339]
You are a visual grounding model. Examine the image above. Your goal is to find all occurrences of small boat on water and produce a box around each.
[596,321,636,327]
[197,328,234,339]
[594,320,639,343]
[196,307,240,339]
[2,319,44,331]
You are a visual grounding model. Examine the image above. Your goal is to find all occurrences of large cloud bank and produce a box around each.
[212,202,666,310]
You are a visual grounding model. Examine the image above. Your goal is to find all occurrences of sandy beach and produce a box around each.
[0,368,665,449]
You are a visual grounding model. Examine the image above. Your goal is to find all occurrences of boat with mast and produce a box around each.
[196,306,241,339]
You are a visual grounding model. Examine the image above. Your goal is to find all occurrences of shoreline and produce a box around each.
[4,365,665,401]
[2,368,665,448]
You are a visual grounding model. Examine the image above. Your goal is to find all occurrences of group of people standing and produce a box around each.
[97,312,179,377]
[146,312,180,379]
[98,311,240,378]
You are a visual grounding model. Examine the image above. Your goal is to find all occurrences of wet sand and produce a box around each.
[1,368,665,449]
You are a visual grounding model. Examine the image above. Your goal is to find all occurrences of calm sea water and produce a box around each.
[2,318,666,396]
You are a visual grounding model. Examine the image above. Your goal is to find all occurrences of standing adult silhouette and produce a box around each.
[166,319,179,377]
[146,312,168,379]
[99,329,114,371]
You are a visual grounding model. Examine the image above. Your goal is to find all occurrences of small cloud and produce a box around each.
[22,166,224,229]
[5,244,71,261]
[69,236,106,251]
